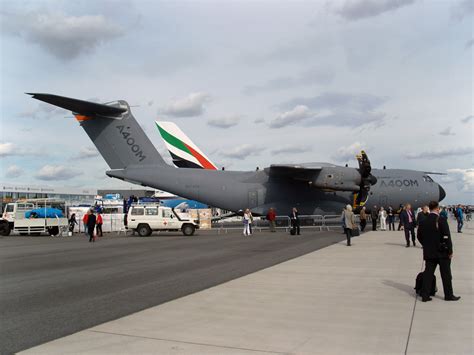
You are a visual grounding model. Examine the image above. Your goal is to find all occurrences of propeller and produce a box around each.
[355,151,377,205]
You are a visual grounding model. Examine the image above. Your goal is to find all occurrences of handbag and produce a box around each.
[352,227,360,237]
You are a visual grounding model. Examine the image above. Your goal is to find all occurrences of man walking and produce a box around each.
[343,205,356,246]
[87,210,97,243]
[400,203,416,247]
[96,212,103,237]
[371,205,378,231]
[397,204,404,231]
[359,206,367,232]
[266,208,276,232]
[417,201,460,302]
[387,206,395,231]
[455,204,464,233]
[290,207,300,235]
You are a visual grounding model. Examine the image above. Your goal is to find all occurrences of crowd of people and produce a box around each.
[68,201,464,302]
[68,209,103,243]
[243,207,300,237]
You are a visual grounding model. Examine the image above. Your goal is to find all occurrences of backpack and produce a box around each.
[415,272,437,296]
[454,209,459,218]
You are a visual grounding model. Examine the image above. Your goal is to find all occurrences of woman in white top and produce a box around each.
[243,208,252,236]
[379,207,387,231]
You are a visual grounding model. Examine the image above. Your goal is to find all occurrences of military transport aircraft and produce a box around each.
[28,93,446,215]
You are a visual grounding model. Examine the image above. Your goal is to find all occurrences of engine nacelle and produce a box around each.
[311,167,361,192]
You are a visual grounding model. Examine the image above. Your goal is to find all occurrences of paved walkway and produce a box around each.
[22,222,473,354]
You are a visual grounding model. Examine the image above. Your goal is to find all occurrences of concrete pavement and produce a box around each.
[21,222,473,354]
[0,230,343,354]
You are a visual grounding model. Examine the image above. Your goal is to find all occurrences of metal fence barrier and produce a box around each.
[74,214,125,234]
[212,214,355,234]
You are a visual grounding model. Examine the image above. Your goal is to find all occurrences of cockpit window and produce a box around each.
[422,175,434,182]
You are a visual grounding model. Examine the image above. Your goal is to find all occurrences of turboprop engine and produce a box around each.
[309,151,377,205]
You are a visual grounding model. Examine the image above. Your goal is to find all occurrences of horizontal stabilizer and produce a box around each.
[27,93,127,116]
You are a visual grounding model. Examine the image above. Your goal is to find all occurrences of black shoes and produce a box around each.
[445,296,461,301]
[406,244,410,248]
[422,297,432,302]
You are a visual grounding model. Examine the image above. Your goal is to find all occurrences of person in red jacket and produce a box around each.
[82,211,90,235]
[96,213,103,237]
[266,208,276,232]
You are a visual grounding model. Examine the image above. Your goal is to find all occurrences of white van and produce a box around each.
[126,203,199,236]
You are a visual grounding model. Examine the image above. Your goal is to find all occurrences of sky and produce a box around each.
[0,0,472,204]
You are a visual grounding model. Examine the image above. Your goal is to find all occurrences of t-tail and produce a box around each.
[155,121,217,170]
[27,93,166,169]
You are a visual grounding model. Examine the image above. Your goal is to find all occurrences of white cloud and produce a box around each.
[207,115,241,128]
[404,147,474,160]
[451,0,474,21]
[439,127,455,136]
[243,67,334,95]
[332,142,367,162]
[271,145,312,155]
[0,142,43,158]
[466,39,474,50]
[5,165,24,178]
[279,92,388,128]
[74,146,100,159]
[0,143,15,157]
[161,92,210,117]
[461,115,473,123]
[35,165,80,181]
[331,0,416,21]
[445,169,474,192]
[269,105,316,128]
[18,102,66,119]
[220,144,263,160]
[2,12,124,60]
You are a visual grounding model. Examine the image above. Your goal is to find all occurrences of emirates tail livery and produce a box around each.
[155,121,217,170]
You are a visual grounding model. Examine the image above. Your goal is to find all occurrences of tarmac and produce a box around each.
[20,221,473,354]
[0,229,343,354]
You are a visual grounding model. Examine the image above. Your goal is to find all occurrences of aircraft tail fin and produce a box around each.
[28,93,166,169]
[155,121,217,170]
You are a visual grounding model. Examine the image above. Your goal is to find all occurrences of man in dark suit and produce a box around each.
[370,205,378,231]
[400,203,416,247]
[417,201,460,302]
[290,207,300,235]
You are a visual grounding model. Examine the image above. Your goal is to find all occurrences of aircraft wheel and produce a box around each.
[137,224,152,237]
[182,224,195,236]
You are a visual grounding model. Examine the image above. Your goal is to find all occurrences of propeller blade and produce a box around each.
[355,151,377,205]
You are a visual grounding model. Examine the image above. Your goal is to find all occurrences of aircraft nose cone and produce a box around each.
[439,184,446,202]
